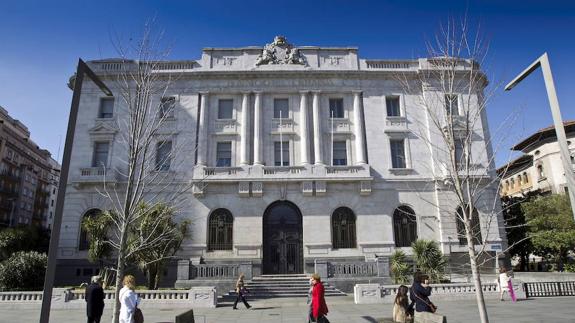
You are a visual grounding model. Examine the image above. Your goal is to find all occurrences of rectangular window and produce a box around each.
[218,99,233,119]
[274,141,290,166]
[333,141,347,166]
[216,142,232,167]
[445,94,459,116]
[92,142,109,168]
[273,98,289,119]
[454,140,465,170]
[390,139,406,169]
[159,97,175,119]
[98,98,114,118]
[386,96,401,117]
[329,98,344,118]
[155,141,172,171]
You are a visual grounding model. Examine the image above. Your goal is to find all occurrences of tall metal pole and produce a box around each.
[505,52,575,221]
[538,54,575,221]
[40,59,112,323]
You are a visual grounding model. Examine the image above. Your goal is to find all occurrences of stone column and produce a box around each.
[312,91,323,165]
[197,92,209,166]
[299,91,310,165]
[240,92,250,165]
[353,91,367,165]
[253,91,263,165]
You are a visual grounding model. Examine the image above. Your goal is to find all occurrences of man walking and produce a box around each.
[85,275,105,323]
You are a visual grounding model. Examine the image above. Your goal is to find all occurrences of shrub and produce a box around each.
[0,251,47,291]
[411,239,447,283]
[390,250,411,284]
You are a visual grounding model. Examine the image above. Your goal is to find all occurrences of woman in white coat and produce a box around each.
[119,275,140,323]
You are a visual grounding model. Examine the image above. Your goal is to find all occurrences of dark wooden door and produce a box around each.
[263,201,303,274]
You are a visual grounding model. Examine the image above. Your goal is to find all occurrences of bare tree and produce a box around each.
[90,22,198,322]
[397,17,520,323]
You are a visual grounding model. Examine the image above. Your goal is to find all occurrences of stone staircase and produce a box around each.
[221,274,346,301]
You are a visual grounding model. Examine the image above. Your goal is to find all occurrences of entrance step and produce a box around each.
[220,274,346,301]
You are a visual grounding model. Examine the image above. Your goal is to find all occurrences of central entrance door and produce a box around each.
[262,201,303,274]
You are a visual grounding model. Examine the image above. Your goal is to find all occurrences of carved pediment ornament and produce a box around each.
[255,36,305,66]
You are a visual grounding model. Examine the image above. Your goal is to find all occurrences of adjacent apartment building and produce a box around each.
[498,121,575,197]
[56,37,507,287]
[0,106,61,229]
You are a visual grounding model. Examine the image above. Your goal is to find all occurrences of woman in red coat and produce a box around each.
[310,273,329,322]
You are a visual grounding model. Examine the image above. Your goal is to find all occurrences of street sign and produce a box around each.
[490,244,502,251]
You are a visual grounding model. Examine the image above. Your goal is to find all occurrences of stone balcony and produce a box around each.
[192,164,372,196]
[71,167,121,186]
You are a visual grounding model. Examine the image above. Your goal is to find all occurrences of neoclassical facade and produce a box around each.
[56,37,506,285]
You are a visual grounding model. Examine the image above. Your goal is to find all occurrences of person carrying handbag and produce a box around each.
[409,272,436,314]
[119,275,143,323]
[233,273,251,310]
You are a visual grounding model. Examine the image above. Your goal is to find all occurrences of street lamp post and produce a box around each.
[39,59,112,323]
[505,52,575,222]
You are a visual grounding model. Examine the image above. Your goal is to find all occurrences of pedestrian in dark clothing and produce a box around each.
[233,273,251,310]
[85,275,105,323]
[409,272,435,313]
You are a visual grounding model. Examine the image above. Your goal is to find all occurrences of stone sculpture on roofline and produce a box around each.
[255,36,305,66]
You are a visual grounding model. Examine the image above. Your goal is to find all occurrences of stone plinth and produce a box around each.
[188,287,217,308]
[353,284,384,304]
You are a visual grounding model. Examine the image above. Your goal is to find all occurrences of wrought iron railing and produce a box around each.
[524,281,575,297]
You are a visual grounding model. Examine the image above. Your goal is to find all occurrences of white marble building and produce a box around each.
[56,37,506,285]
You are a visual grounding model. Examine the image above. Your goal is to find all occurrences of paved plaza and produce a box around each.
[1,296,574,323]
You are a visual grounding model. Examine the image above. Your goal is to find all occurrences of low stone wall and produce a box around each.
[0,287,217,310]
[354,282,505,305]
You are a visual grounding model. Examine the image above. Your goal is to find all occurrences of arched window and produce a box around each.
[537,164,545,179]
[331,207,356,249]
[79,209,102,251]
[523,172,529,184]
[393,205,418,247]
[456,206,482,246]
[207,208,233,251]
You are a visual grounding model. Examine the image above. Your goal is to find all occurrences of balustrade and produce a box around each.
[330,261,378,277]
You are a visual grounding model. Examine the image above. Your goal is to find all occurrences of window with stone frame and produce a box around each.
[445,94,459,116]
[332,141,347,166]
[454,139,465,170]
[98,98,114,118]
[331,207,357,249]
[390,139,406,169]
[92,142,109,168]
[207,208,233,251]
[155,141,172,171]
[274,141,290,166]
[79,209,102,251]
[523,172,529,184]
[386,96,401,117]
[537,164,545,179]
[273,98,289,119]
[216,142,232,167]
[393,205,418,247]
[158,97,176,119]
[329,98,344,118]
[456,205,482,246]
[218,99,233,119]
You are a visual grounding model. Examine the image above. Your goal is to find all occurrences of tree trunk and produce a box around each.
[112,224,129,323]
[466,223,489,323]
[154,267,162,290]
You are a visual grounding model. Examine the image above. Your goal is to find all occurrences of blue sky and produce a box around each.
[0,0,574,166]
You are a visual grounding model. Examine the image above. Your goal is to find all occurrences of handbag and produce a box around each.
[134,306,144,323]
[413,292,437,313]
